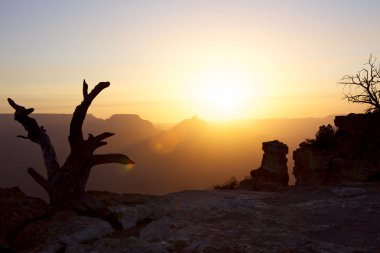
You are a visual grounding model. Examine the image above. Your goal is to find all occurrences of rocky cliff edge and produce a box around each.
[1,184,379,253]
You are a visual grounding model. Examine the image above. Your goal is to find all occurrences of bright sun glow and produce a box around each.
[187,66,259,121]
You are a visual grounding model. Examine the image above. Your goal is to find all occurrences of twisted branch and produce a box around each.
[69,80,110,149]
[7,98,60,179]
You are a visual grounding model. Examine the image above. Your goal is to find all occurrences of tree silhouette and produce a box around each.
[8,80,134,218]
[339,55,380,113]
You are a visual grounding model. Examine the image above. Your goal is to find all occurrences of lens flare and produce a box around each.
[150,130,185,154]
[124,163,135,172]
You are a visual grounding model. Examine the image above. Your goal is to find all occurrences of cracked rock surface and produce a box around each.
[1,183,380,252]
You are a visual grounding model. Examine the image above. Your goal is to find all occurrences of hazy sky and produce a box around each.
[1,0,380,122]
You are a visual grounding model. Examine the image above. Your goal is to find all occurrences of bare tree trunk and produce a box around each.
[8,80,134,220]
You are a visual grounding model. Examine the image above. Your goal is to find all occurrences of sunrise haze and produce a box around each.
[1,1,380,122]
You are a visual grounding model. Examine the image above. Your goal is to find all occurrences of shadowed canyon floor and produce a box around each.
[1,183,379,252]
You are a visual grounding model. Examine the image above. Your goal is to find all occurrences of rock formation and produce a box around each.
[293,113,380,186]
[239,140,289,191]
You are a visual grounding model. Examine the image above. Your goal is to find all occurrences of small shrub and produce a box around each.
[306,124,337,149]
[214,176,238,190]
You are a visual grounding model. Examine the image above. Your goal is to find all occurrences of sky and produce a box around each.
[1,0,380,123]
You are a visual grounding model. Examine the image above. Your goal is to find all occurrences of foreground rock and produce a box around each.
[15,211,114,252]
[0,187,51,249]
[239,140,289,191]
[294,114,380,186]
[3,184,380,252]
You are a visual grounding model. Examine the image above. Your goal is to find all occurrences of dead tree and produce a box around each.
[8,80,134,216]
[338,55,380,113]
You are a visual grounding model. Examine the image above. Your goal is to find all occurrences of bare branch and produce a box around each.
[92,132,115,142]
[83,79,88,98]
[7,98,60,178]
[338,55,380,113]
[7,98,34,116]
[17,135,29,140]
[90,141,108,150]
[27,167,51,191]
[69,81,110,149]
[87,132,115,151]
[90,154,135,167]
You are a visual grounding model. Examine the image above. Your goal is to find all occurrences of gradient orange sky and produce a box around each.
[1,1,380,122]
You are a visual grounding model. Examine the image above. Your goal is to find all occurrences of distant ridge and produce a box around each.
[0,113,335,198]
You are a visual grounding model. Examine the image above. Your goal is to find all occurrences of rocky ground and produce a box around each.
[1,183,380,253]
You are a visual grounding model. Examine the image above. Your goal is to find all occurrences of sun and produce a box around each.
[188,67,256,120]
[201,81,241,111]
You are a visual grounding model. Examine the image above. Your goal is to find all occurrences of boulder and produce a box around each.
[239,140,289,191]
[109,204,152,230]
[14,210,113,252]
